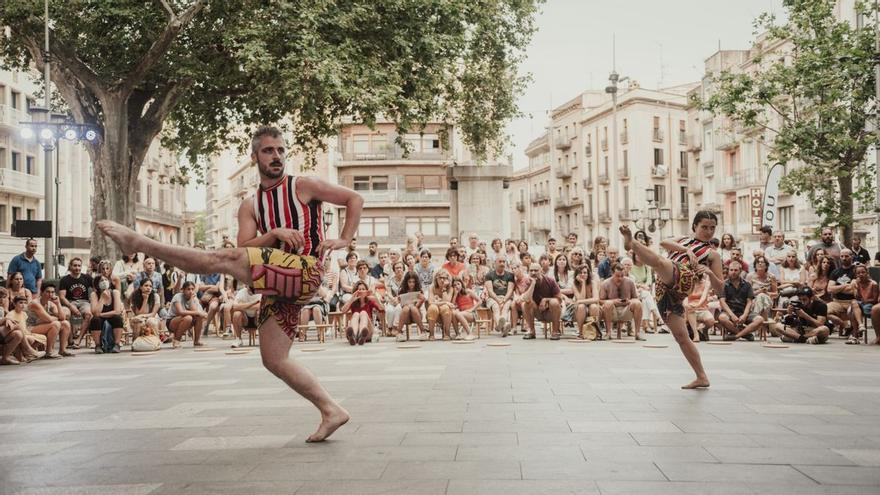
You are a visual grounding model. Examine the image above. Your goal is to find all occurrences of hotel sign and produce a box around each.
[750,188,763,235]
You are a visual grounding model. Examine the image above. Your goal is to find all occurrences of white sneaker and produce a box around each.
[231,339,244,348]
[396,334,407,342]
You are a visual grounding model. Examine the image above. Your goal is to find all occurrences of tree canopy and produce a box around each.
[0,0,541,256]
[701,0,878,244]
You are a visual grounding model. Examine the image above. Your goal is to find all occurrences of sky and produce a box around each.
[187,0,785,209]
[507,0,785,169]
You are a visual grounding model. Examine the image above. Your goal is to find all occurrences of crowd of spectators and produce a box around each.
[2,223,879,364]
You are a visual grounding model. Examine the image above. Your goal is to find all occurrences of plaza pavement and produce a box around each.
[1,333,880,495]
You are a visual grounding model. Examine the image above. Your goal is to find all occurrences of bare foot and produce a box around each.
[97,220,142,255]
[681,378,710,390]
[619,225,634,251]
[306,406,350,443]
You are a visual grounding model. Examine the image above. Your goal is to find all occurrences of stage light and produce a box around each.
[39,128,55,140]
[64,128,79,140]
[84,129,98,141]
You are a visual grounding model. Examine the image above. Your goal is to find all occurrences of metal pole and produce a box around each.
[43,0,55,280]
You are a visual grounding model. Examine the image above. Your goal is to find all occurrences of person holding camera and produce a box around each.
[768,287,829,344]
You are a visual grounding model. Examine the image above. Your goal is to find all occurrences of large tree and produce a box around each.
[0,0,540,257]
[701,0,878,244]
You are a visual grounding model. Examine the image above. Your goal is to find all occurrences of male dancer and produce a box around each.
[99,125,363,442]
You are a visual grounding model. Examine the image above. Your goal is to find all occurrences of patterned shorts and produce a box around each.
[655,262,699,318]
[247,247,324,340]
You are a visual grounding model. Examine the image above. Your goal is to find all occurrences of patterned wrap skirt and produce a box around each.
[655,262,699,318]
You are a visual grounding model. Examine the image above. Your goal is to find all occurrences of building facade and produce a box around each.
[509,134,552,245]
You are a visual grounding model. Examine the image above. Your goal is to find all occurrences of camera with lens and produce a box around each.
[788,300,802,310]
[780,286,800,298]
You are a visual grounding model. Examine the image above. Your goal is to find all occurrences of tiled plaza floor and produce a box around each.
[1,332,880,494]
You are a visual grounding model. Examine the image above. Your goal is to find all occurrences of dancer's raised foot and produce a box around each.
[97,220,141,255]
[681,378,710,390]
[619,225,634,251]
[306,405,350,442]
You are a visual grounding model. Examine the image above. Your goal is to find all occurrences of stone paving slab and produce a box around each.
[1,334,880,494]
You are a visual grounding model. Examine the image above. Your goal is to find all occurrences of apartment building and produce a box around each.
[134,141,189,247]
[510,133,552,245]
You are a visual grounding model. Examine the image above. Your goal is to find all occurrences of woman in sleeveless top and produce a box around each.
[810,257,834,303]
[620,211,722,390]
[89,275,125,353]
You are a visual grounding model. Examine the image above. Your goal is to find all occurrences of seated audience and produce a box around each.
[88,275,125,353]
[522,263,564,340]
[451,276,478,341]
[426,271,455,340]
[27,284,72,358]
[509,264,532,335]
[231,285,262,348]
[59,257,93,349]
[129,278,163,342]
[571,265,601,339]
[485,255,515,337]
[6,295,44,361]
[746,255,778,320]
[414,249,436,293]
[768,287,830,344]
[340,280,382,346]
[167,281,208,348]
[383,261,406,332]
[849,264,879,345]
[718,262,764,341]
[0,289,24,365]
[827,249,857,335]
[394,272,426,341]
[599,263,643,340]
[597,246,621,280]
[339,252,359,303]
[6,272,32,310]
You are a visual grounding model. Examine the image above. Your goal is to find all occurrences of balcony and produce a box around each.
[555,135,573,150]
[652,128,664,142]
[338,145,451,164]
[555,196,570,208]
[715,131,737,151]
[686,133,702,151]
[530,220,551,232]
[136,204,183,227]
[617,166,630,179]
[651,165,668,178]
[677,203,690,220]
[599,211,612,223]
[678,131,687,145]
[688,176,703,193]
[0,168,43,198]
[583,177,593,189]
[569,196,583,206]
[600,138,608,151]
[0,104,28,129]
[357,189,451,205]
[620,130,629,144]
[598,171,610,184]
[515,200,525,212]
[531,192,549,204]
[716,168,764,193]
[585,144,592,157]
[618,208,632,221]
[555,165,572,179]
[583,215,594,226]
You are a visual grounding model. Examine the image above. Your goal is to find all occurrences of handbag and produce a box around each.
[581,316,599,341]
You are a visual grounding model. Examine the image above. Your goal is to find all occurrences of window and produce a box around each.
[0,147,6,168]
[603,156,608,175]
[10,90,19,109]
[147,183,153,207]
[780,206,794,232]
[352,135,369,153]
[654,185,667,206]
[622,150,628,173]
[11,152,20,171]
[587,193,593,215]
[357,217,390,238]
[680,151,687,168]
[680,186,687,205]
[405,175,443,193]
[26,209,34,220]
[405,217,450,236]
[737,195,750,224]
[403,133,441,153]
[12,206,20,222]
[653,116,660,130]
[653,149,663,166]
[353,176,371,191]
[371,176,388,191]
[519,220,526,240]
[623,186,629,211]
[573,151,577,165]
[26,156,34,175]
[0,205,6,231]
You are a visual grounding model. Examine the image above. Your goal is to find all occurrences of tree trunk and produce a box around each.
[838,174,854,248]
[89,95,138,261]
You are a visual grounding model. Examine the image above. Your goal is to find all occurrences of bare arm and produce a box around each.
[299,177,364,252]
[236,199,278,248]
[29,300,56,322]
[659,237,690,254]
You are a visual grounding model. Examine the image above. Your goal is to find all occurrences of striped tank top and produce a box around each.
[253,175,324,257]
[667,237,713,266]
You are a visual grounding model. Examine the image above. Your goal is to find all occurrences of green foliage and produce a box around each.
[0,0,541,180]
[700,0,878,242]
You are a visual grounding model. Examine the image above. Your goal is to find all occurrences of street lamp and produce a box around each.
[323,209,334,232]
[631,188,671,235]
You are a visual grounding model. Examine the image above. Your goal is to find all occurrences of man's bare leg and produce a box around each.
[258,316,349,442]
[98,221,252,284]
[734,316,764,339]
[667,313,710,389]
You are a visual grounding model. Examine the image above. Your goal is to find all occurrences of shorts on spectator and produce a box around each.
[859,302,874,316]
[71,299,91,315]
[610,306,633,322]
[90,315,125,331]
[827,301,851,319]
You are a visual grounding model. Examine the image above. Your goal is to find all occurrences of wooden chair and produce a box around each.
[328,311,346,339]
[474,308,493,338]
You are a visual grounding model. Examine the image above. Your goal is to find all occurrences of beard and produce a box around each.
[259,159,285,179]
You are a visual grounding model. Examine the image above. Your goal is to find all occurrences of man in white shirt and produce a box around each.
[230,286,262,348]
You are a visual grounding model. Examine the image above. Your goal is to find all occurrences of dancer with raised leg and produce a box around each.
[619,211,723,389]
[99,126,363,442]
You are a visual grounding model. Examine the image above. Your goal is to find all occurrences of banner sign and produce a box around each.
[760,163,784,231]
[750,188,763,235]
